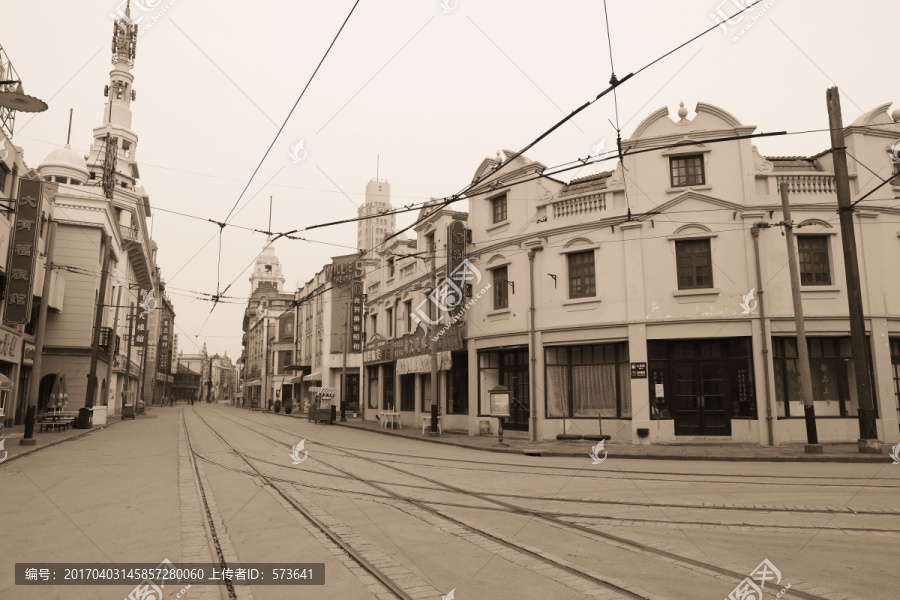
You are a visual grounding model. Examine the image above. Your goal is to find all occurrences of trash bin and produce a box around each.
[73,407,93,429]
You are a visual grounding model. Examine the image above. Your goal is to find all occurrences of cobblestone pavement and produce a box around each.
[1,404,896,599]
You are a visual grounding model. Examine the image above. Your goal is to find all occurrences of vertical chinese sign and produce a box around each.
[132,304,148,348]
[446,219,467,318]
[4,178,43,326]
[158,318,170,374]
[350,279,363,353]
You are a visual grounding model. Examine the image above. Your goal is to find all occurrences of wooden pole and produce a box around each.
[780,183,820,451]
[825,87,878,447]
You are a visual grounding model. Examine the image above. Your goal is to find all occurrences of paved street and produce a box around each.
[1,405,897,600]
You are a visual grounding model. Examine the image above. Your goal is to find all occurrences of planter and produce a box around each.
[274,401,282,413]
[284,403,293,415]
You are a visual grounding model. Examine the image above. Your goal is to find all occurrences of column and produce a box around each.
[620,222,650,444]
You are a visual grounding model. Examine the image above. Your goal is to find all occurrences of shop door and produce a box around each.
[501,350,530,430]
[673,361,730,435]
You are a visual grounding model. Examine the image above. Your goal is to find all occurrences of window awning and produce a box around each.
[244,379,261,386]
[303,372,322,382]
[308,386,336,397]
[0,372,13,389]
[290,376,306,384]
[396,352,452,375]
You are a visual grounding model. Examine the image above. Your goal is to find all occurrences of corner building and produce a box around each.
[464,103,900,445]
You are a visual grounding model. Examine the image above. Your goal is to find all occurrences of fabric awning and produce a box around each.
[244,379,261,386]
[308,386,336,396]
[290,376,306,384]
[303,372,322,382]
[0,372,13,389]
[396,351,452,375]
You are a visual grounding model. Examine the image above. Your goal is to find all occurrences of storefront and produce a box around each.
[0,330,22,426]
[477,347,529,430]
[647,337,755,436]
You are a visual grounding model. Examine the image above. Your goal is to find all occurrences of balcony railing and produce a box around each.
[552,193,606,218]
[120,224,140,242]
[774,174,837,195]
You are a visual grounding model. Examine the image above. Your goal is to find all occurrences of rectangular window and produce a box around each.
[447,351,469,414]
[773,336,875,418]
[545,343,631,418]
[404,300,413,334]
[367,366,379,409]
[400,374,415,411]
[385,307,393,338]
[493,266,509,310]
[670,154,705,187]
[798,236,831,286]
[492,194,508,224]
[675,239,713,290]
[567,250,596,298]
[387,257,395,278]
[421,373,432,412]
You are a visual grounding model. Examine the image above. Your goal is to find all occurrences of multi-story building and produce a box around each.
[171,345,208,402]
[292,254,363,412]
[357,179,395,252]
[34,11,160,424]
[145,268,175,405]
[462,101,900,445]
[210,352,234,402]
[361,201,470,431]
[240,238,293,409]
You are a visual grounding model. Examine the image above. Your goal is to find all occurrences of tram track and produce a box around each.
[204,406,855,600]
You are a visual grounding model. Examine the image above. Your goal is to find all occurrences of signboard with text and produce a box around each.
[350,279,363,352]
[158,317,171,373]
[363,321,464,364]
[4,178,43,326]
[132,298,149,347]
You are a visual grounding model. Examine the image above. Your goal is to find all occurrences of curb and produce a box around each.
[255,408,892,463]
[0,416,125,466]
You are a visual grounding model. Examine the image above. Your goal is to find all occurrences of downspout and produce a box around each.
[527,246,543,443]
[751,223,776,446]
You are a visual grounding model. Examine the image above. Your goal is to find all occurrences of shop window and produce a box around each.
[675,239,713,289]
[400,373,415,411]
[670,154,705,187]
[798,236,831,286]
[492,266,508,309]
[447,351,468,414]
[491,194,507,224]
[421,373,432,412]
[545,343,631,418]
[383,363,396,411]
[773,336,875,418]
[567,250,596,298]
[367,366,379,409]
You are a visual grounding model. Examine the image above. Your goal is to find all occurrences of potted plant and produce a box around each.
[274,400,282,413]
[284,399,293,415]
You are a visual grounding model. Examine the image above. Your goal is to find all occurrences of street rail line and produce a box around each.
[209,406,859,600]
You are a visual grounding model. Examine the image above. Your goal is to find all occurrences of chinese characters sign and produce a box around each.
[4,178,43,326]
[132,297,149,347]
[350,279,363,352]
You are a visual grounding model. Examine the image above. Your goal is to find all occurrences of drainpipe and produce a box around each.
[527,246,543,443]
[751,223,776,446]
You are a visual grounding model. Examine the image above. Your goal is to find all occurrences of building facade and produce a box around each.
[462,102,900,445]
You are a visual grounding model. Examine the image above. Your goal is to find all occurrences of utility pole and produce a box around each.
[262,317,269,410]
[20,220,57,446]
[123,301,136,413]
[340,302,349,422]
[429,267,439,430]
[83,232,111,424]
[106,287,123,407]
[527,246,543,443]
[826,87,878,450]
[780,183,821,453]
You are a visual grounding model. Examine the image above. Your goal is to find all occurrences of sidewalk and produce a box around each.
[263,409,895,463]
[0,408,161,464]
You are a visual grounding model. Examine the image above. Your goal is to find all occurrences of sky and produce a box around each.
[2,0,897,359]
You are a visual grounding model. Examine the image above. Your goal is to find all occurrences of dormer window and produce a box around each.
[265,265,272,274]
[670,155,705,187]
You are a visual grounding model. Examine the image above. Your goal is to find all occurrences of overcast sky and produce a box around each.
[3,0,897,359]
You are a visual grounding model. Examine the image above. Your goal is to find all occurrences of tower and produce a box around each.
[357,179,395,252]
[249,237,286,294]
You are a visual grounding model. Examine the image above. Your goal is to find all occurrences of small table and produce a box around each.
[421,415,442,435]
[380,411,401,429]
